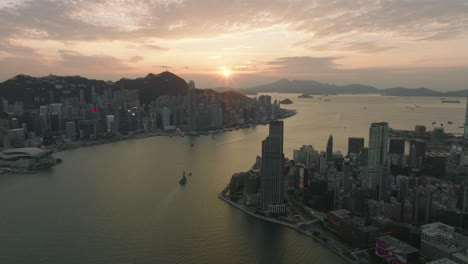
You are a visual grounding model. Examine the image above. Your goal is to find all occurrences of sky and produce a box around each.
[0,0,467,91]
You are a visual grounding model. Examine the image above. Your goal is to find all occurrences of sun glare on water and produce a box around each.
[223,69,231,77]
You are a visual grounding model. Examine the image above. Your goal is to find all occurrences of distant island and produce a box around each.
[279,98,293,104]
[298,94,313,98]
[241,79,468,97]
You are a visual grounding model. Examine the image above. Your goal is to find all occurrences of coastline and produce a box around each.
[218,186,370,264]
[48,110,297,153]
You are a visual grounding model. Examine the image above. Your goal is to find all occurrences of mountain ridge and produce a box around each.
[241,79,468,97]
[0,72,253,109]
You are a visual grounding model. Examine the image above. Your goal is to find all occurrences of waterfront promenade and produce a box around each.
[218,186,372,264]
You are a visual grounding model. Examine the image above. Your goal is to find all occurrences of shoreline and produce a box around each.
[218,186,368,264]
[49,110,297,153]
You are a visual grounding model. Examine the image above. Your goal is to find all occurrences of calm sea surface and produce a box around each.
[0,94,464,264]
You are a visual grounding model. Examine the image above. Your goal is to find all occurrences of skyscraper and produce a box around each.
[348,137,364,156]
[187,80,197,130]
[261,120,285,212]
[389,137,405,155]
[464,96,468,142]
[326,134,333,162]
[367,122,389,200]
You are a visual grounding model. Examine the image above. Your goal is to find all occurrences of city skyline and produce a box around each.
[1,0,468,90]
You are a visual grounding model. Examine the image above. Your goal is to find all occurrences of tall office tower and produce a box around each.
[414,125,426,137]
[464,96,468,142]
[367,122,389,200]
[187,80,197,130]
[319,151,328,177]
[389,137,405,155]
[326,134,333,162]
[79,89,85,105]
[409,138,427,169]
[261,120,285,211]
[348,137,364,156]
[91,86,97,104]
[343,160,353,194]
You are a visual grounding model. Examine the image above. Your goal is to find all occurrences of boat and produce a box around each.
[441,123,444,126]
[432,122,436,124]
[441,100,460,103]
[448,121,453,124]
[188,172,192,176]
[324,99,331,101]
[179,172,187,185]
[190,143,195,147]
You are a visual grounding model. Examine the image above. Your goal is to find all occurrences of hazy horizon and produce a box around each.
[1,0,468,91]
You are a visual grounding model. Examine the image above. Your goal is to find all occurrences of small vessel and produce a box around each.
[188,172,192,176]
[363,107,367,109]
[448,121,453,124]
[190,143,195,147]
[179,172,187,185]
[441,123,444,126]
[432,122,436,124]
[441,100,460,103]
[324,99,331,101]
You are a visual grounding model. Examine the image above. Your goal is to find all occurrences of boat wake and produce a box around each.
[215,136,249,146]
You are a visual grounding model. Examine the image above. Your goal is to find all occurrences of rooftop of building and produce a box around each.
[329,209,352,219]
[427,151,450,158]
[427,258,456,264]
[421,222,454,233]
[453,250,468,261]
[378,235,418,254]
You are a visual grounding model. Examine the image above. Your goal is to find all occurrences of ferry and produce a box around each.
[179,172,187,185]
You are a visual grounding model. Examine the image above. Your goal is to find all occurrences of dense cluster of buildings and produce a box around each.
[226,99,468,263]
[0,76,289,150]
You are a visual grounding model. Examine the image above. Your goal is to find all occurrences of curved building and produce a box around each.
[0,148,61,169]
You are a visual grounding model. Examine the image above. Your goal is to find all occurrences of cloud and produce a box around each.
[129,56,144,63]
[140,44,169,51]
[301,40,397,53]
[56,50,134,72]
[264,56,341,75]
[1,0,467,43]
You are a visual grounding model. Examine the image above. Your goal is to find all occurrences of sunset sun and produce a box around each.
[223,69,231,77]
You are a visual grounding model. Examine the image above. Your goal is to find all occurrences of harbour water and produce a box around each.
[0,94,464,264]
